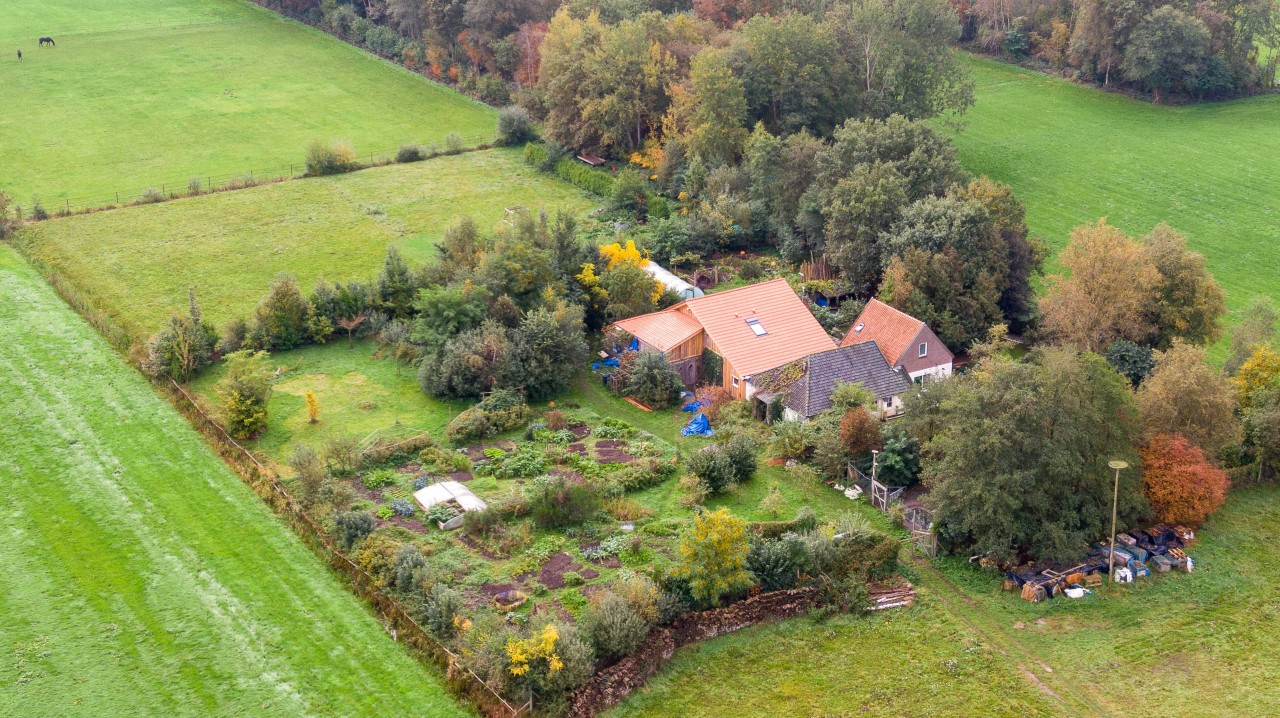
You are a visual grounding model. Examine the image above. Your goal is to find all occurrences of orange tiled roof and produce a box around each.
[612,309,703,352]
[685,278,836,377]
[840,298,924,366]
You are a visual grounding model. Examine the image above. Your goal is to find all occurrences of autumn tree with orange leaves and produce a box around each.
[1139,433,1229,527]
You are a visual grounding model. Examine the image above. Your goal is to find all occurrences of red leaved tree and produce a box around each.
[1139,433,1229,527]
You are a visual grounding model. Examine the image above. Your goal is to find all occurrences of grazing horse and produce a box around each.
[16,50,21,62]
[39,37,55,47]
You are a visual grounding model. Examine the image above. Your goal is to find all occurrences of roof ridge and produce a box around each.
[867,297,924,328]
[685,276,789,306]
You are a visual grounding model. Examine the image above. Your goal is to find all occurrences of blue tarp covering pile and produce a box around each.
[681,401,703,412]
[680,413,714,437]
[591,357,621,370]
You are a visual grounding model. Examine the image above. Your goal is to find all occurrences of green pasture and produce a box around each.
[0,0,496,206]
[950,54,1280,336]
[0,245,470,717]
[17,148,597,340]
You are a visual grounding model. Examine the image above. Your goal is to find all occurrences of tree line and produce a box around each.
[959,0,1279,101]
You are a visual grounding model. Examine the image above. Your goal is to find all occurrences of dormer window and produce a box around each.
[746,317,767,336]
[854,322,864,333]
[919,342,928,358]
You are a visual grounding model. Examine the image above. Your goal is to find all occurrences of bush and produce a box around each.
[562,571,585,587]
[622,350,683,409]
[689,435,758,494]
[335,511,374,548]
[554,156,615,196]
[423,582,465,638]
[447,393,531,444]
[391,498,417,518]
[395,144,425,163]
[444,132,465,155]
[747,538,806,591]
[31,197,50,220]
[582,592,650,661]
[771,421,811,461]
[391,545,427,591]
[139,188,165,204]
[305,139,355,176]
[608,168,649,216]
[531,478,600,529]
[544,409,569,431]
[216,350,273,439]
[497,106,536,146]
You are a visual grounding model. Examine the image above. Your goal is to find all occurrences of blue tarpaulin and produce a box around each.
[815,296,829,307]
[591,357,621,370]
[628,338,639,351]
[680,413,714,437]
[681,401,703,412]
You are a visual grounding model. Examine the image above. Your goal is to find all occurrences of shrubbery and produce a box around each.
[335,510,374,548]
[305,139,355,176]
[616,350,683,409]
[143,289,219,381]
[497,106,536,146]
[582,592,650,661]
[531,477,600,529]
[687,435,758,494]
[216,350,273,439]
[395,144,425,163]
[446,389,531,444]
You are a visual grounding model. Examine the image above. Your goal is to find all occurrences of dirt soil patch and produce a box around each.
[480,582,519,597]
[550,467,585,482]
[539,551,578,589]
[444,470,474,483]
[595,439,627,449]
[566,443,587,455]
[596,449,636,464]
[568,424,592,440]
[396,461,423,474]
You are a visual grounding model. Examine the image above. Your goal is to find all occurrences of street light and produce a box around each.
[1107,459,1130,584]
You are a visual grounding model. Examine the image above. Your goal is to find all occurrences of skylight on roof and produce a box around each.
[746,317,767,336]
[854,323,864,333]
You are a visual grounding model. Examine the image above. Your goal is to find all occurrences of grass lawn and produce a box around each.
[17,148,598,341]
[929,485,1280,717]
[606,598,1054,718]
[190,339,469,463]
[951,54,1280,342]
[0,0,497,206]
[0,245,471,717]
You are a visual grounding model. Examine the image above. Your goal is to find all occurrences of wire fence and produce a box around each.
[20,142,490,220]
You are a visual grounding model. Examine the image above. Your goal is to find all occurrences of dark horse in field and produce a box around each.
[39,37,55,47]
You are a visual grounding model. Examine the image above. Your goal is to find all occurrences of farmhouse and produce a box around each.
[612,278,836,398]
[841,299,953,385]
[752,342,911,421]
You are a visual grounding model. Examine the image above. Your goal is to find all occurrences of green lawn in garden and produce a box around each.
[17,148,597,341]
[950,54,1280,339]
[0,245,471,717]
[0,0,496,207]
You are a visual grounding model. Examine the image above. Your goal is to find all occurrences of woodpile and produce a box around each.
[868,582,916,611]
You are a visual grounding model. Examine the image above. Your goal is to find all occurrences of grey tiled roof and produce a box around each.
[756,341,910,419]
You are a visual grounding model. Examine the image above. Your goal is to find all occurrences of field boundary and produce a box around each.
[18,143,495,221]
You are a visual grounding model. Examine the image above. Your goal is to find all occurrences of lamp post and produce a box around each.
[1107,459,1130,584]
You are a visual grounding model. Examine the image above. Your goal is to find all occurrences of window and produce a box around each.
[745,317,767,336]
[854,322,864,333]
[918,342,927,358]
[914,375,925,386]
[732,376,740,388]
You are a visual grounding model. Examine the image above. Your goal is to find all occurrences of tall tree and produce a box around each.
[905,348,1146,562]
[1137,341,1240,457]
[1141,223,1225,348]
[1121,7,1211,102]
[1040,219,1160,351]
[1226,296,1277,374]
[664,49,748,166]
[1139,433,1229,526]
